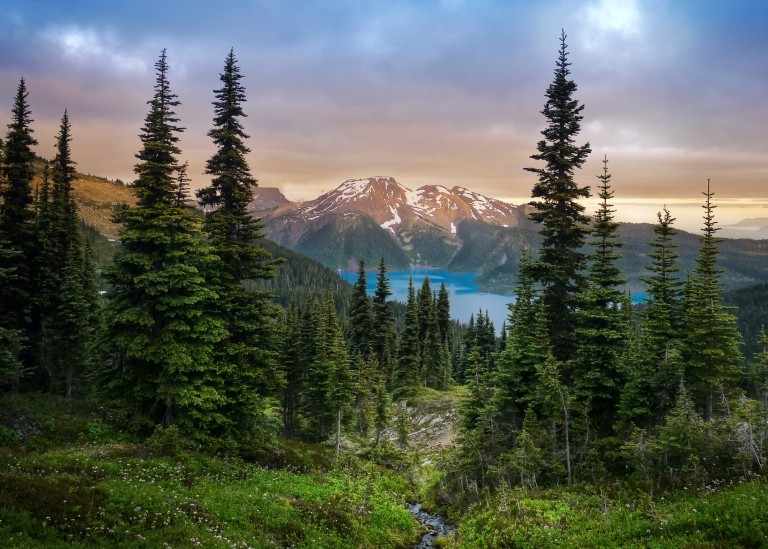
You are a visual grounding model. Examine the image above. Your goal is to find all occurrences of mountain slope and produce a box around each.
[294,212,411,270]
[258,176,528,270]
[27,157,136,240]
[253,176,768,293]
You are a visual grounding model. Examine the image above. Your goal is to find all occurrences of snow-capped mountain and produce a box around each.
[413,184,525,234]
[299,176,424,232]
[259,176,525,238]
[253,176,531,270]
[248,177,768,292]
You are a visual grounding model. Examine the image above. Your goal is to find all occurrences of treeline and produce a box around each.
[2,35,768,495]
[0,50,285,453]
[442,32,767,504]
[0,48,470,458]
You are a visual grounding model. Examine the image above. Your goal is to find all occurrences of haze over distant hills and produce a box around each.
[251,176,768,293]
[42,163,768,295]
[719,218,768,240]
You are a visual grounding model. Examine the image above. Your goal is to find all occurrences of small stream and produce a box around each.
[407,502,455,547]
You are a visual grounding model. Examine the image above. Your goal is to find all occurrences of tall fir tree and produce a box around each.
[493,251,549,438]
[572,156,629,433]
[371,256,396,382]
[394,277,421,393]
[348,259,373,358]
[196,49,282,442]
[197,49,277,281]
[525,30,591,365]
[753,327,768,420]
[42,112,99,397]
[436,282,451,344]
[0,79,38,373]
[682,181,743,420]
[619,208,684,429]
[99,51,227,440]
[280,299,305,437]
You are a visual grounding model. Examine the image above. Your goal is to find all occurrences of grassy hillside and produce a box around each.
[0,394,421,548]
[442,481,768,548]
[30,157,136,241]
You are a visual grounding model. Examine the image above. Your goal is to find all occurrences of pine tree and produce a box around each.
[417,276,433,347]
[305,297,354,452]
[436,282,451,343]
[372,366,391,444]
[44,112,98,397]
[196,49,282,441]
[31,164,56,380]
[280,299,305,437]
[371,257,396,383]
[421,287,450,389]
[394,277,420,393]
[532,350,573,485]
[683,181,743,421]
[475,310,496,365]
[454,313,476,385]
[99,51,227,439]
[348,259,373,358]
[0,240,25,388]
[635,208,685,424]
[572,156,629,433]
[493,251,549,438]
[197,48,277,281]
[0,79,38,372]
[754,327,768,421]
[525,30,592,364]
[301,299,328,440]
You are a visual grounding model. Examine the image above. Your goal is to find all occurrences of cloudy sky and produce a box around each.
[1,0,766,231]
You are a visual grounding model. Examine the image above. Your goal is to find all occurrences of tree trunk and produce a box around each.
[562,390,572,486]
[335,407,342,461]
[65,365,73,399]
[704,390,713,422]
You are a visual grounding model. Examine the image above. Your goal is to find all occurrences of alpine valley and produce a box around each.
[250,176,768,293]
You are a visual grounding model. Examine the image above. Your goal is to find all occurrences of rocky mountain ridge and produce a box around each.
[249,176,768,293]
[252,176,530,269]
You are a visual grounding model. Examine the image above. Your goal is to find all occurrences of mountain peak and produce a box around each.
[256,176,526,244]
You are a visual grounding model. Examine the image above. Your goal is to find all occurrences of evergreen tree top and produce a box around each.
[692,180,726,297]
[132,50,184,208]
[526,30,591,189]
[373,256,391,304]
[52,110,77,197]
[1,78,37,229]
[199,48,256,211]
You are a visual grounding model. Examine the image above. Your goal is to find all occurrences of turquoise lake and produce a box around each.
[339,269,515,330]
[339,269,647,331]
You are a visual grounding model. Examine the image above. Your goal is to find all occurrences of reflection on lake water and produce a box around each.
[339,269,647,332]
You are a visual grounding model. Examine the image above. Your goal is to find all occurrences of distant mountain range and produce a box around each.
[43,163,768,296]
[250,176,768,293]
[719,218,768,240]
[253,176,531,271]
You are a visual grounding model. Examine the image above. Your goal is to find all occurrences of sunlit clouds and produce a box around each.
[41,26,147,75]
[0,0,766,232]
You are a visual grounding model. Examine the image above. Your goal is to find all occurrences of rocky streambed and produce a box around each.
[407,502,454,547]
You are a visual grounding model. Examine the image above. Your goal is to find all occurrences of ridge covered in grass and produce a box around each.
[0,395,421,548]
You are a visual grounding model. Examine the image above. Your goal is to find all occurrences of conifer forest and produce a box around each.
[1,33,768,548]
